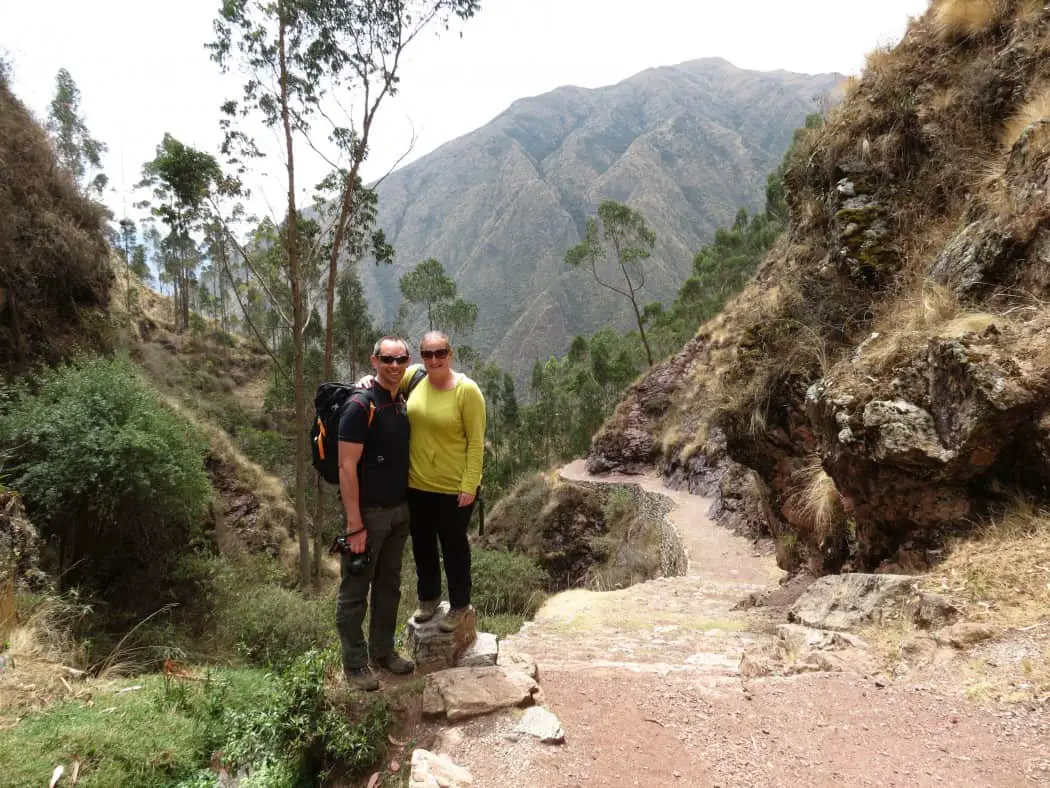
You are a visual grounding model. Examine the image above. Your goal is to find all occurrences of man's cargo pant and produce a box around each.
[335,501,410,672]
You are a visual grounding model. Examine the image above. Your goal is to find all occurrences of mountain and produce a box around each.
[361,58,843,380]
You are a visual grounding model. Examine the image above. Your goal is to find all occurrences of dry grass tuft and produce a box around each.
[932,0,1009,40]
[7,594,91,666]
[999,86,1050,151]
[858,282,1001,370]
[0,577,15,642]
[930,498,1050,628]
[787,458,845,546]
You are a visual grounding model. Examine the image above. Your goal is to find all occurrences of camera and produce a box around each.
[330,534,372,576]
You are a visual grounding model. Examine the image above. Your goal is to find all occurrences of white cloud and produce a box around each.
[2,0,930,222]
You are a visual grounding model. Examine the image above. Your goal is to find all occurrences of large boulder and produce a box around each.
[806,317,1050,564]
[788,573,918,631]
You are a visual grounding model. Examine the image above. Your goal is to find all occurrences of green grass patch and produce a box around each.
[0,650,395,788]
[0,669,271,788]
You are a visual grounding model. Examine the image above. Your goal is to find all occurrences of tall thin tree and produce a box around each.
[565,201,658,366]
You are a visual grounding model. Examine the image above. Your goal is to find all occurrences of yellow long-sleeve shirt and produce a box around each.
[402,365,486,495]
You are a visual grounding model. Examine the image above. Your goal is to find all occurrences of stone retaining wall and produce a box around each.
[562,477,687,579]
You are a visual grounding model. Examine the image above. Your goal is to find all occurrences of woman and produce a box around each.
[404,331,486,632]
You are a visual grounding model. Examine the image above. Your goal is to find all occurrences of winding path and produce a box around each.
[436,462,1050,786]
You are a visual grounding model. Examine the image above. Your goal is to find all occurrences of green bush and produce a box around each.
[0,357,211,613]
[177,553,332,667]
[472,548,547,618]
[0,655,391,786]
[602,487,635,526]
[224,648,392,782]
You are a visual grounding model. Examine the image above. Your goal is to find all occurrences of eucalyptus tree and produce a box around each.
[211,0,481,588]
[400,257,457,330]
[46,68,108,196]
[332,267,377,381]
[435,298,478,342]
[138,134,221,331]
[314,0,480,383]
[117,218,137,311]
[565,201,658,366]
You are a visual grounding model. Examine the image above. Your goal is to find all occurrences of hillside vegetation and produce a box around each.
[0,74,111,370]
[591,0,1050,585]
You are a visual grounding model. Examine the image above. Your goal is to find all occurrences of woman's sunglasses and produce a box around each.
[377,354,410,365]
[420,348,450,360]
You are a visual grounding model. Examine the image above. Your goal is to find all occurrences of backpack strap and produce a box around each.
[349,393,377,429]
[405,367,427,397]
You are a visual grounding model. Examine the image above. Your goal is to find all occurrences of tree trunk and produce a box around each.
[278,10,311,593]
[312,477,324,593]
[630,296,654,367]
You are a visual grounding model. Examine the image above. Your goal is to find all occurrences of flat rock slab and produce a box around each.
[776,623,866,656]
[423,665,541,722]
[410,748,473,787]
[789,573,918,631]
[937,622,999,648]
[457,632,498,668]
[407,602,478,674]
[514,706,565,744]
[496,650,538,680]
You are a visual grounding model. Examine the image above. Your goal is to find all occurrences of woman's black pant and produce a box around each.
[407,488,474,610]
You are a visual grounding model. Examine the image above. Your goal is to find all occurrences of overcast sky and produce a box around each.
[3,0,931,222]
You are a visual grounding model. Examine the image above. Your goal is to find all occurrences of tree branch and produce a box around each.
[208,198,293,330]
[219,239,288,380]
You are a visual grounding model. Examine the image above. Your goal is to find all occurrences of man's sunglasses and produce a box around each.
[420,348,450,360]
[377,354,410,365]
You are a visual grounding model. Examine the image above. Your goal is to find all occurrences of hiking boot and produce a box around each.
[413,598,440,622]
[345,666,380,692]
[371,652,415,675]
[438,605,471,633]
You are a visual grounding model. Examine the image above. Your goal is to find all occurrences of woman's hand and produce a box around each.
[457,491,476,507]
[356,374,376,388]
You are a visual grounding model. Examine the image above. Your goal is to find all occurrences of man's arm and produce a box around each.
[338,440,367,553]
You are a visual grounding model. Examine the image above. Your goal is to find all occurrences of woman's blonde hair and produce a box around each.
[420,330,451,350]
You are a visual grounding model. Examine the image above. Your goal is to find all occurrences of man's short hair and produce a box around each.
[372,335,408,356]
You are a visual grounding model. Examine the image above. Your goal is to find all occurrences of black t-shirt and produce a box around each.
[337,385,410,507]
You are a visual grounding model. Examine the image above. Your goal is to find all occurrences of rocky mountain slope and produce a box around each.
[588,0,1050,574]
[361,59,842,378]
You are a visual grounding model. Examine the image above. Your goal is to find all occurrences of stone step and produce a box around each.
[406,601,499,673]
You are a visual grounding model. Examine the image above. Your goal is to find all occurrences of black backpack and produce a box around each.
[310,368,426,485]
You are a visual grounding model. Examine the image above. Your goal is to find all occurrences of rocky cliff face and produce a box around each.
[361,59,842,381]
[590,0,1050,574]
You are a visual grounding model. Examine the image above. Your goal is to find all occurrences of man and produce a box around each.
[336,336,415,691]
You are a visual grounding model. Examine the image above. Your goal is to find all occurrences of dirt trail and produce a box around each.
[435,462,1050,787]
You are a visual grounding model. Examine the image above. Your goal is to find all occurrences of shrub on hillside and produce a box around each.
[223,648,392,782]
[0,357,211,615]
[177,553,332,667]
[471,548,547,618]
